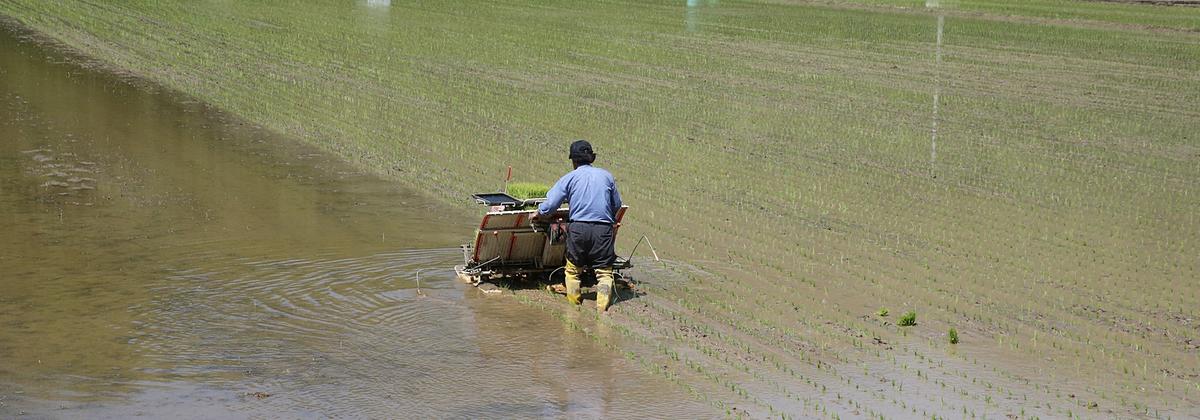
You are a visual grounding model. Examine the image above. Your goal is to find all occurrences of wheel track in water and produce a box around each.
[626,261,1052,418]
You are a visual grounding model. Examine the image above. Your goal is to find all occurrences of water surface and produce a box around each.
[0,23,710,418]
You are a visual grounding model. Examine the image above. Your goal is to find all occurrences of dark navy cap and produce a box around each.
[569,140,595,161]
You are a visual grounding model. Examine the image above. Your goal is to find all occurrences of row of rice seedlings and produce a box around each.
[634,264,920,414]
[672,208,1166,415]
[657,265,1022,417]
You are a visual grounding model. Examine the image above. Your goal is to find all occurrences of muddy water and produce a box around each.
[0,25,710,418]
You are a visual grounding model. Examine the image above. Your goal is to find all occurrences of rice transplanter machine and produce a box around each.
[455,191,632,289]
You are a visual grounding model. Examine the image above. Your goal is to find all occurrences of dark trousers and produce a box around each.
[566,222,616,269]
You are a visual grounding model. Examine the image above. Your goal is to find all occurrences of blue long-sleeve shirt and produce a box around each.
[537,165,623,223]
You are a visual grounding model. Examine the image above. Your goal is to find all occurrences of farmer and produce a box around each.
[534,140,623,311]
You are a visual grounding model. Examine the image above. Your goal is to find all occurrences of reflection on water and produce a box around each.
[0,22,710,418]
[686,0,718,33]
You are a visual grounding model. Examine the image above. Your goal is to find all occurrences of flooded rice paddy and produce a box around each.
[0,25,712,418]
[2,0,1199,418]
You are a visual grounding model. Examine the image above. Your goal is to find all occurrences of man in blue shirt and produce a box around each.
[536,140,623,311]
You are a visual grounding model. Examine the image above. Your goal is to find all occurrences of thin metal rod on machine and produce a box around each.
[476,255,500,269]
[627,235,661,263]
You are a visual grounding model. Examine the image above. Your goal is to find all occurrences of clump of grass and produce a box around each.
[506,182,550,199]
[948,327,959,344]
[877,308,889,317]
[898,311,917,327]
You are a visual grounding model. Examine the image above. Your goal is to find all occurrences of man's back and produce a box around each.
[539,164,622,224]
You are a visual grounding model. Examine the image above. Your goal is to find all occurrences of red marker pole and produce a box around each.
[503,165,512,193]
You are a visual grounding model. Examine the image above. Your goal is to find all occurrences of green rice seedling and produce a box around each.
[949,328,959,344]
[877,308,889,317]
[899,311,917,327]
[506,182,550,200]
